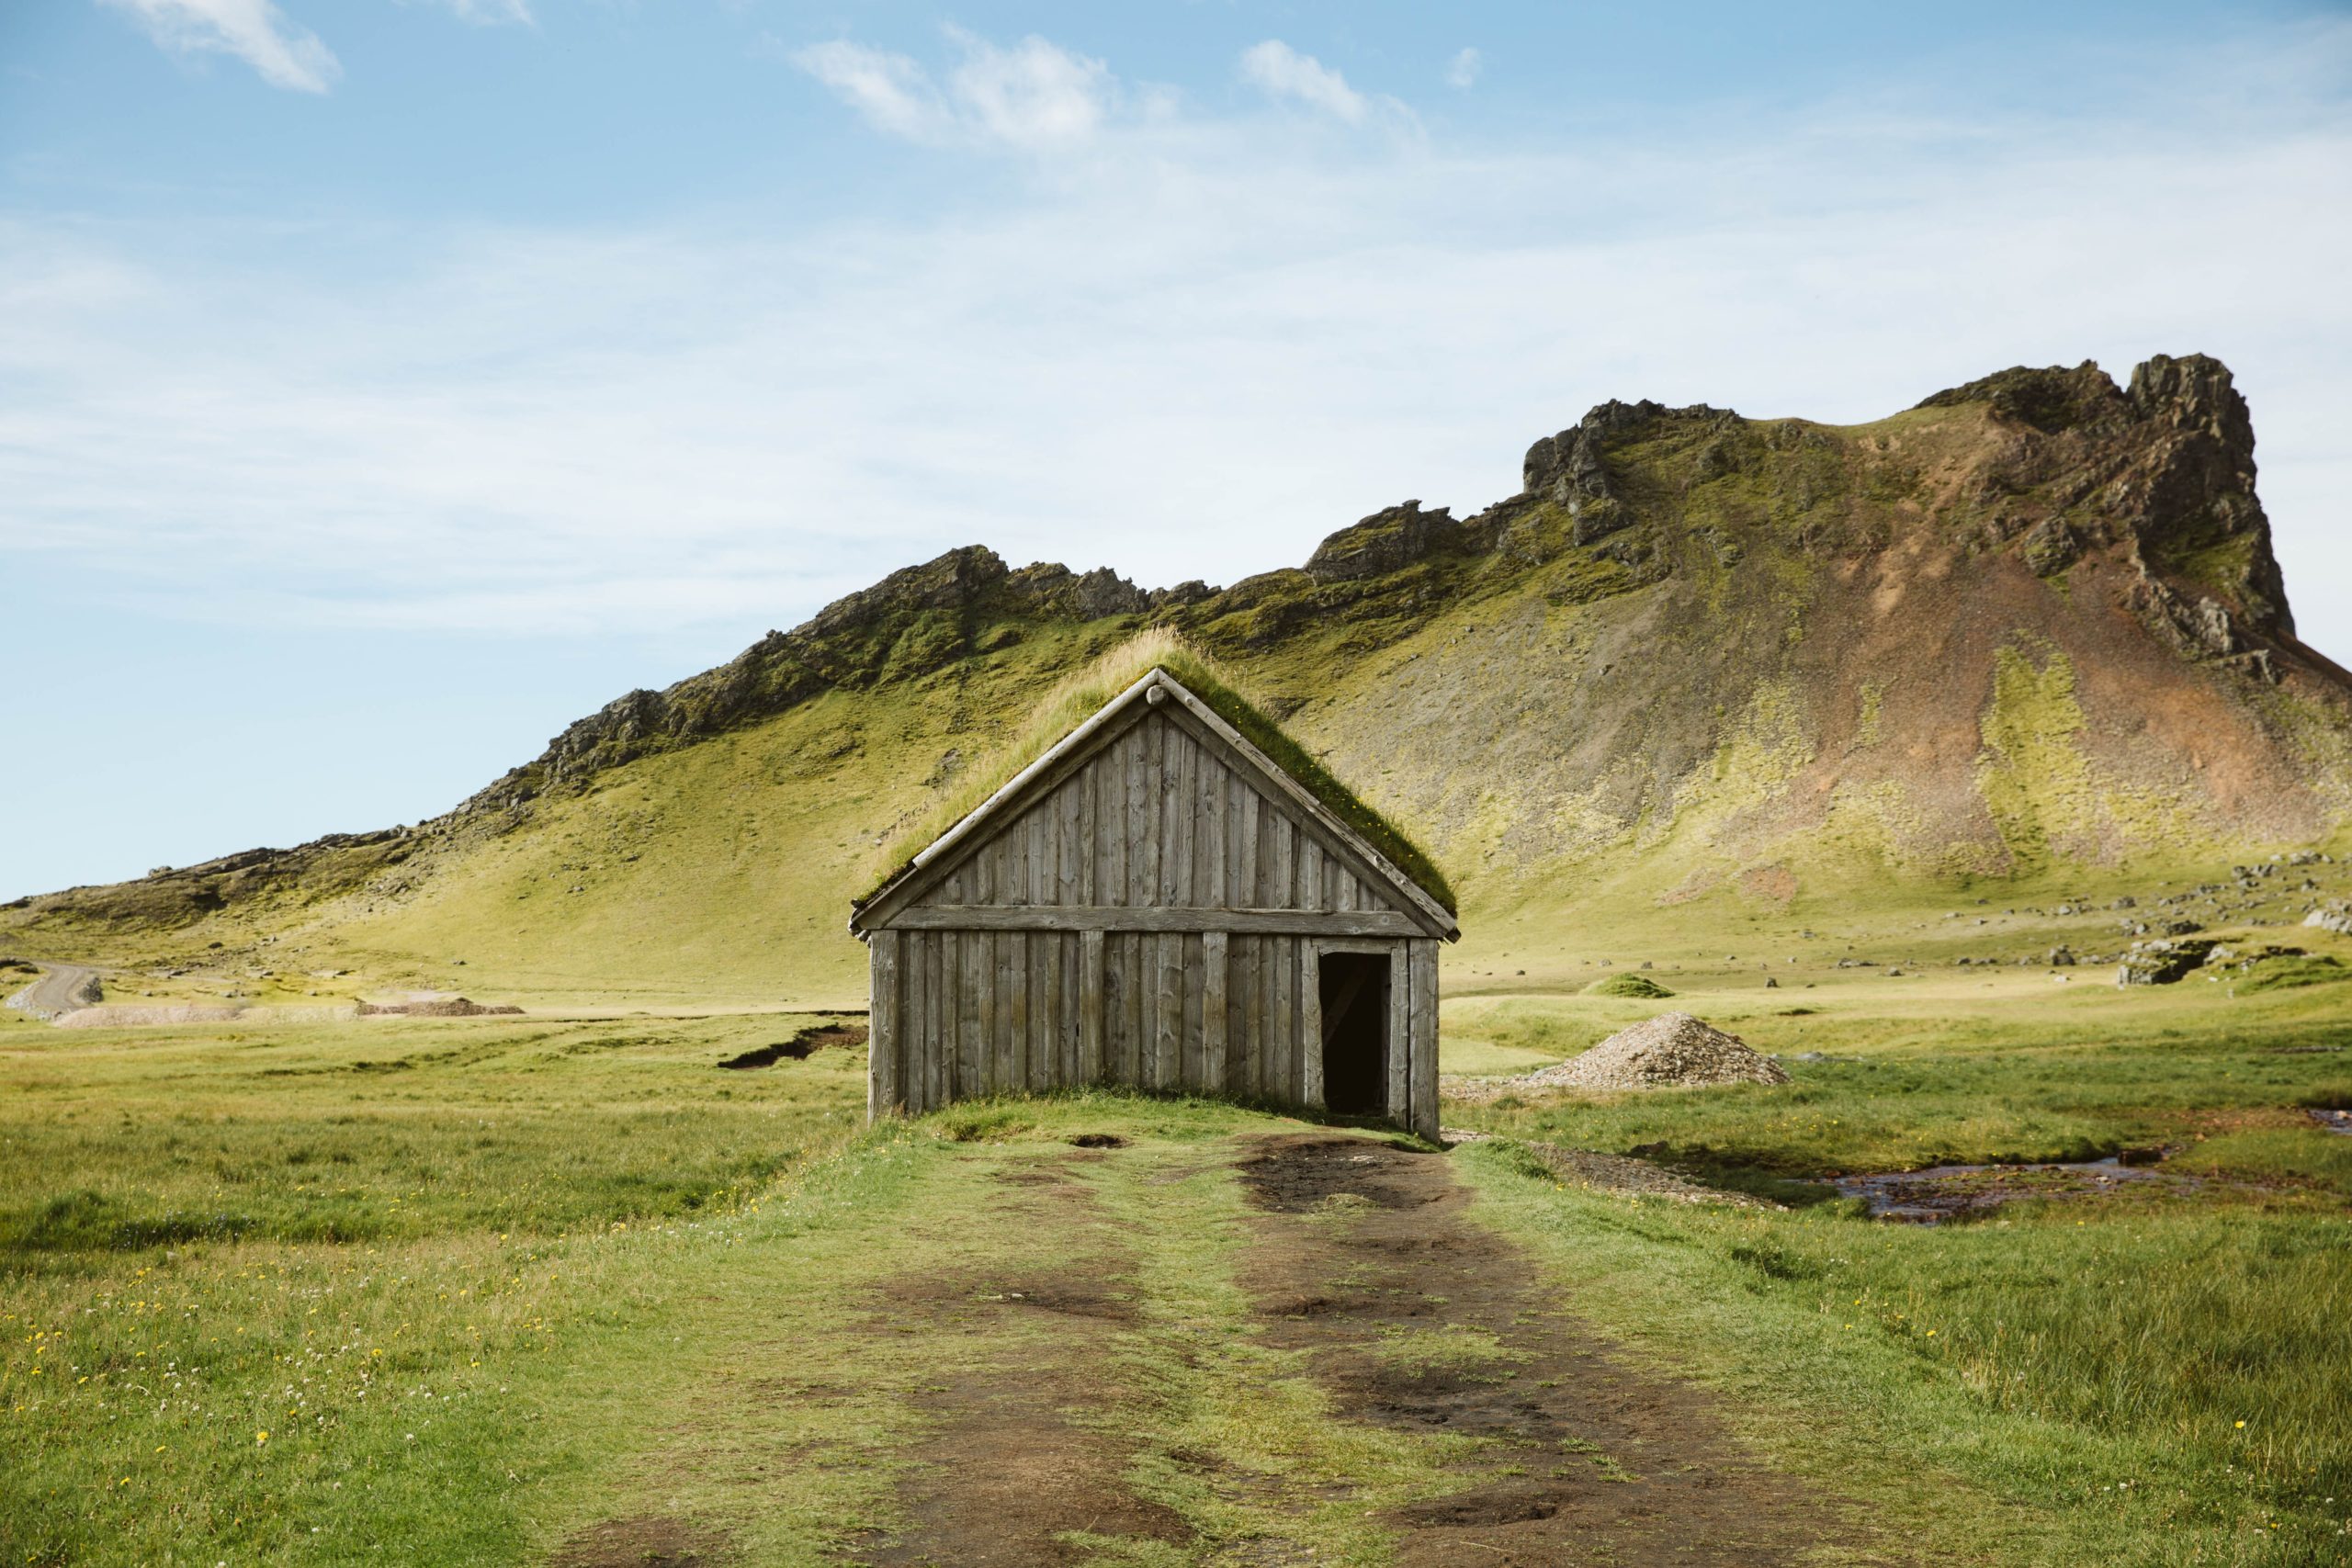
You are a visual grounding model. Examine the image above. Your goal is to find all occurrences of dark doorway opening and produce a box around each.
[1318,951,1390,1116]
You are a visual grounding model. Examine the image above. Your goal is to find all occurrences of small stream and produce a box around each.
[1826,1157,2177,1223]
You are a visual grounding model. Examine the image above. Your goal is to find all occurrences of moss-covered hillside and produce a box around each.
[9,352,2347,1004]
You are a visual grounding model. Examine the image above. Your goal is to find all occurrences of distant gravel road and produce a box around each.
[5,962,104,1021]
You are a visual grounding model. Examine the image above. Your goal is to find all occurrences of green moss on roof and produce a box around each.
[859,629,1456,914]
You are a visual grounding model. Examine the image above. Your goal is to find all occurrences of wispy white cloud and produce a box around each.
[98,0,339,93]
[1238,39,1367,122]
[945,29,1112,150]
[789,39,949,142]
[9,29,2352,656]
[1445,47,1481,89]
[790,30,1113,151]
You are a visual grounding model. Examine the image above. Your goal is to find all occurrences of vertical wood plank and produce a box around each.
[868,933,900,1120]
[1271,937,1295,1104]
[1102,933,1125,1085]
[1409,939,1441,1141]
[1298,836,1325,914]
[922,940,950,1109]
[1001,814,1026,908]
[1126,724,1152,907]
[924,931,945,1112]
[1198,757,1226,908]
[1300,941,1324,1109]
[1128,931,1149,1087]
[1096,743,1124,906]
[1227,935,1249,1093]
[1061,931,1080,1082]
[926,931,948,1111]
[1156,727,1185,906]
[959,930,985,1097]
[1028,805,1049,907]
[1267,814,1295,910]
[998,931,1023,1091]
[904,931,931,1116]
[1236,787,1260,909]
[1256,937,1277,1098]
[1080,928,1105,1083]
[1202,931,1227,1094]
[1386,939,1411,1125]
[1148,719,1165,905]
[1035,928,1060,1091]
[1077,771,1091,907]
[1153,931,1182,1091]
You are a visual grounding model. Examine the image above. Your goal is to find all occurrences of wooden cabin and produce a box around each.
[848,665,1460,1140]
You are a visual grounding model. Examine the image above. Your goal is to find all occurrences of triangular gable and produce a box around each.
[851,669,1458,940]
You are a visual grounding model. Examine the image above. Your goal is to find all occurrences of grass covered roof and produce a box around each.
[858,629,1457,915]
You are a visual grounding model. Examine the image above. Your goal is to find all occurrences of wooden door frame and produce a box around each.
[1301,936,1404,1114]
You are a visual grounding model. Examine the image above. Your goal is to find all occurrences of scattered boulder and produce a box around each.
[2048,947,2077,967]
[2305,902,2352,937]
[2116,938,2220,987]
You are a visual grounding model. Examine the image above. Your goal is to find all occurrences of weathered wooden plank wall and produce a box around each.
[865,704,1447,1140]
[869,927,1444,1139]
[914,710,1392,917]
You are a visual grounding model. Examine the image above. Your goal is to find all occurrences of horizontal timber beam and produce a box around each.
[882,905,1422,938]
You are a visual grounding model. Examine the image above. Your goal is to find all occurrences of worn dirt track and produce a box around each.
[847,1147,1186,1567]
[1236,1134,1849,1566]
[828,1132,1852,1567]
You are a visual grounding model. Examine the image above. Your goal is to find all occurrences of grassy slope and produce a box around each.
[10,389,2349,1009]
[6,942,2351,1564]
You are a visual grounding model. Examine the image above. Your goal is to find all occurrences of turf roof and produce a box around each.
[857,629,1458,916]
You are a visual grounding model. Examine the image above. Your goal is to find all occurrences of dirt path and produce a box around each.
[844,1145,1187,1567]
[1234,1134,1850,1566]
[828,1131,1852,1567]
[4,960,102,1021]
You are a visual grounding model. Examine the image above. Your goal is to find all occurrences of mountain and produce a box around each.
[10,353,2347,1005]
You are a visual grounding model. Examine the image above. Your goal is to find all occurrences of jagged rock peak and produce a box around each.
[1914,352,2253,446]
[808,545,1010,636]
[1521,400,1743,504]
[1915,359,2131,433]
[1306,501,1457,583]
[2129,352,2255,452]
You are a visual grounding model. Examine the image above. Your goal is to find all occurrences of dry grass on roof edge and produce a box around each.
[855,628,1458,914]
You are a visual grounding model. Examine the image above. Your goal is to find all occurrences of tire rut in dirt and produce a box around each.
[842,1152,1187,1567]
[1236,1134,1854,1567]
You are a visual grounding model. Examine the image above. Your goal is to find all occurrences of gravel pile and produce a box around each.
[1453,1012,1790,1100]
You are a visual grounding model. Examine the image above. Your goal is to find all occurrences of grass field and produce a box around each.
[5,928,2351,1564]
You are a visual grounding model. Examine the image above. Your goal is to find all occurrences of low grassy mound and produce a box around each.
[2237,953,2346,993]
[1586,972,1676,998]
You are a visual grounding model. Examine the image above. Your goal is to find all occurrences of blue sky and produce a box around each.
[4,1,2349,899]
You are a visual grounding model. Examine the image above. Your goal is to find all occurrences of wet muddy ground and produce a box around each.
[1233,1134,1845,1566]
[1826,1156,2179,1222]
[846,1150,1185,1567]
[817,1134,1851,1566]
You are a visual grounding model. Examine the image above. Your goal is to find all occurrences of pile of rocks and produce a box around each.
[1454,1013,1791,1100]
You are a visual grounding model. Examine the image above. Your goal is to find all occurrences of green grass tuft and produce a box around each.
[1584,972,1676,998]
